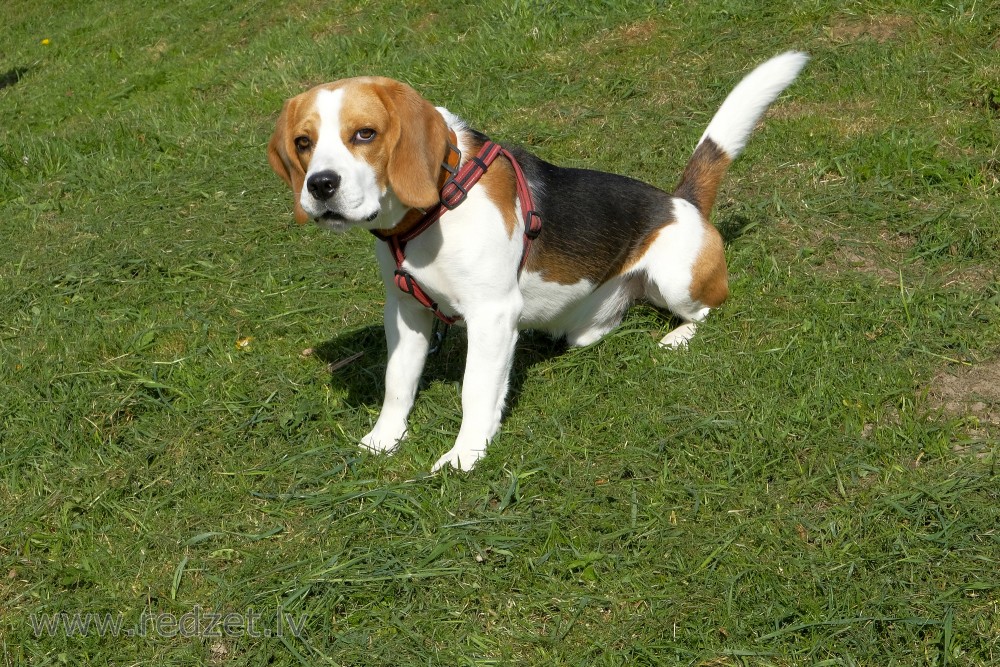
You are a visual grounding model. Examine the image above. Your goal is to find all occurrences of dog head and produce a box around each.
[268,77,450,229]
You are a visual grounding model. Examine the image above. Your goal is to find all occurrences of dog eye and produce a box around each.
[294,136,312,152]
[353,128,377,143]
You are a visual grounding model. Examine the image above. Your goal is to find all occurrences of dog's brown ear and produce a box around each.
[381,81,449,210]
[268,97,310,224]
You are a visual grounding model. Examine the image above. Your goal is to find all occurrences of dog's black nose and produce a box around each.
[306,170,341,201]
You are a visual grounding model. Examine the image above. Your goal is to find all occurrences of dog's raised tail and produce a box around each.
[674,51,808,218]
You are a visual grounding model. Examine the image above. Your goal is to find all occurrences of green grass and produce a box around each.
[2,0,998,664]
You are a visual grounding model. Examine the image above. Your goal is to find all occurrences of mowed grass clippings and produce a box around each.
[1,0,998,664]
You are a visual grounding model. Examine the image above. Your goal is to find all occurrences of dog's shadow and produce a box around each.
[308,209,762,405]
[306,325,567,412]
[716,211,762,245]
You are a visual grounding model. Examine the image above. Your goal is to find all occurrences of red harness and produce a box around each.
[371,139,542,324]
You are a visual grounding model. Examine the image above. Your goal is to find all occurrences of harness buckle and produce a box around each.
[428,319,451,356]
[443,140,462,177]
[393,270,418,298]
[393,269,457,325]
[440,179,469,209]
[524,210,542,239]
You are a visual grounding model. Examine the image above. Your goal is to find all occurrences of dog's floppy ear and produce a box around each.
[268,97,310,224]
[380,81,449,210]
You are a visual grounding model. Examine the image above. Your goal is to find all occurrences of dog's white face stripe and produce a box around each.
[269,76,450,228]
[299,88,385,228]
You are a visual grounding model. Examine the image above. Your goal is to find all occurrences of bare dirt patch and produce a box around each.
[768,98,881,138]
[828,14,915,44]
[938,265,997,292]
[617,19,658,44]
[834,247,902,284]
[800,211,997,292]
[801,223,917,286]
[585,18,660,53]
[928,360,1000,432]
[821,237,997,292]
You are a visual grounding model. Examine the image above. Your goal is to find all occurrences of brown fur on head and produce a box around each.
[267,94,309,224]
[267,78,450,224]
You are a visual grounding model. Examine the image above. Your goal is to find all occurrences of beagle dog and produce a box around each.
[269,51,807,471]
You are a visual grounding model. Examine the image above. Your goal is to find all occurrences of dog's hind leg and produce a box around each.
[636,198,728,349]
[562,277,637,347]
[659,320,703,349]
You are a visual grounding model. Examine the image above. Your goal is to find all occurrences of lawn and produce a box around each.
[1,0,998,664]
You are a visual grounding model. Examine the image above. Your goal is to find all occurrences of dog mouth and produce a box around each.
[316,209,379,224]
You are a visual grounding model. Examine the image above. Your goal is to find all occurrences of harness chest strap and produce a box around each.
[371,139,542,325]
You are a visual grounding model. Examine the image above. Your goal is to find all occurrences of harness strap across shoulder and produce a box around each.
[371,137,541,325]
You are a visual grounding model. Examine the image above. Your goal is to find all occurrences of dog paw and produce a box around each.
[431,446,485,472]
[659,322,698,349]
[360,427,405,454]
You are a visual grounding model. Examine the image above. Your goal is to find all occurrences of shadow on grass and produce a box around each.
[716,212,767,245]
[305,325,567,413]
[0,67,29,90]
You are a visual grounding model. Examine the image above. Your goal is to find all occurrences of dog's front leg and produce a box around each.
[361,295,434,454]
[432,305,519,472]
